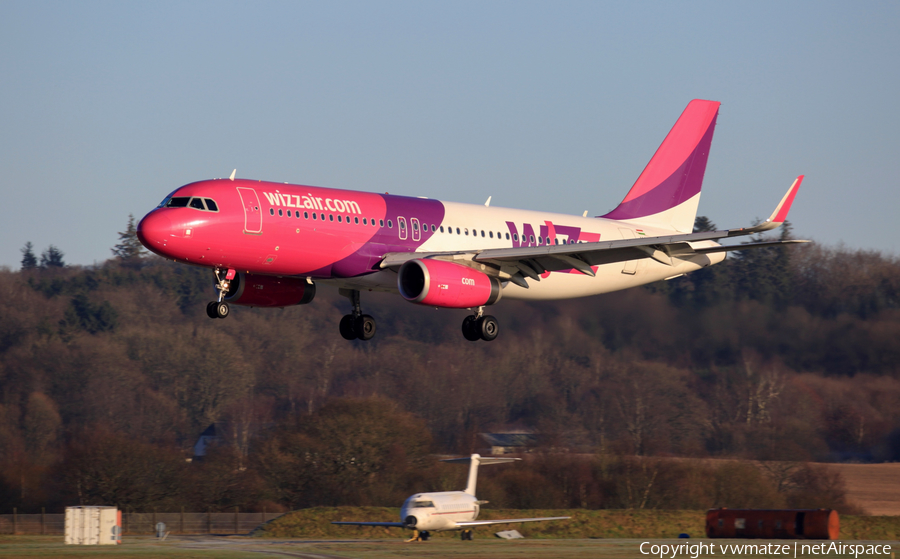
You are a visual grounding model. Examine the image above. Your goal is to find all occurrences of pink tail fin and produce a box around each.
[602,99,720,232]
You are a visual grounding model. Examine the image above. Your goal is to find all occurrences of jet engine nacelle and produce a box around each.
[223,272,316,307]
[398,259,501,308]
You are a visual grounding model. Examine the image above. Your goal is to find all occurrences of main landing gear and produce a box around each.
[461,529,474,540]
[206,268,233,319]
[339,288,377,341]
[462,308,499,342]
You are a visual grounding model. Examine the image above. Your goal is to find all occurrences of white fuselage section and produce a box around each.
[328,199,725,299]
[401,491,480,532]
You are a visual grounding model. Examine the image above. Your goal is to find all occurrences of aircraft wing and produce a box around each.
[332,521,406,528]
[455,516,570,527]
[379,176,807,288]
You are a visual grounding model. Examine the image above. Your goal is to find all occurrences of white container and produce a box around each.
[64,506,121,545]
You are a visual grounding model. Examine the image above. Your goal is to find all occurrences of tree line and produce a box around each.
[0,218,898,513]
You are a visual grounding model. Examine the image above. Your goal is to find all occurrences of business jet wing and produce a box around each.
[379,176,806,287]
[455,515,570,527]
[331,521,406,527]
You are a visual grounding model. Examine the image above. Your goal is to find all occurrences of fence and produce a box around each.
[0,509,283,535]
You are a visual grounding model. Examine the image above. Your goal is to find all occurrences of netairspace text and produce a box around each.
[640,542,892,559]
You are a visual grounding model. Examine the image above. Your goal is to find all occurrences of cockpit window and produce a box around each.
[165,196,219,212]
[166,197,190,208]
[410,500,435,508]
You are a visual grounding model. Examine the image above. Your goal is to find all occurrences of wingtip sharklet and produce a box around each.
[768,174,803,224]
[734,175,804,234]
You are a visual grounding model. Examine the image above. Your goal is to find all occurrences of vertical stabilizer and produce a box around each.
[442,453,520,496]
[602,99,720,232]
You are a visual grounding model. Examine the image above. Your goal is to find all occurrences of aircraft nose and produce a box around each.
[137,211,173,252]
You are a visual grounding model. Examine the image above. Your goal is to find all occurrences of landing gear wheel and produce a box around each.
[477,315,499,341]
[339,315,358,340]
[215,302,230,319]
[462,315,480,341]
[206,302,218,319]
[419,531,430,541]
[461,529,474,540]
[354,314,376,340]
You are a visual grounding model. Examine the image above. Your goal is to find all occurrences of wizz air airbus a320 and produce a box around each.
[137,100,805,342]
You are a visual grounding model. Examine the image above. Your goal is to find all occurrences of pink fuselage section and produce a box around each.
[138,179,443,278]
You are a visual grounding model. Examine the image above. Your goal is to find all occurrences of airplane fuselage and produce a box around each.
[138,178,723,299]
[401,491,480,531]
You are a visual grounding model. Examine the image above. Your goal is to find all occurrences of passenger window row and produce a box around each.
[265,206,584,246]
[440,225,510,241]
[269,207,386,228]
[436,225,581,245]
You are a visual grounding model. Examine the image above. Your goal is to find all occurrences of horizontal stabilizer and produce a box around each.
[441,455,520,465]
[331,521,405,528]
[457,516,571,528]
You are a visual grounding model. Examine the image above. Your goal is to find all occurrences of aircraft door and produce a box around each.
[618,228,637,274]
[398,217,408,240]
[411,217,421,242]
[237,187,263,234]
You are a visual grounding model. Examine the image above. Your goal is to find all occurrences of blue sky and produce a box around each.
[2,1,898,268]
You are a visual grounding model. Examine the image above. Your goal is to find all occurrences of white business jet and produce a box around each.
[332,453,569,541]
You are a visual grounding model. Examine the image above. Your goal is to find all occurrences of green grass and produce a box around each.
[0,511,896,559]
[261,507,900,540]
[0,535,896,559]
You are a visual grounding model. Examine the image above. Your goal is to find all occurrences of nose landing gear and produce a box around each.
[339,288,377,341]
[207,268,234,319]
[462,308,499,342]
[405,529,430,542]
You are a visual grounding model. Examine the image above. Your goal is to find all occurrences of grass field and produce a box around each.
[0,536,896,559]
[0,536,900,559]
[2,507,896,559]
[261,507,900,541]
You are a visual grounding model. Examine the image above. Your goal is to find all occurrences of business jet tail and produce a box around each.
[442,454,520,496]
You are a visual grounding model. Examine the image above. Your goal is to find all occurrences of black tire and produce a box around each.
[354,314,377,340]
[420,531,430,541]
[461,315,480,341]
[477,315,499,341]
[206,302,218,319]
[215,301,230,319]
[339,315,358,340]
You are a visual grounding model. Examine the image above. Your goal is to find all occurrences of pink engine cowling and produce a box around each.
[224,272,316,307]
[398,259,502,308]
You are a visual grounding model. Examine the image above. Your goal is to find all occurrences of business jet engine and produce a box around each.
[223,272,316,308]
[398,259,502,309]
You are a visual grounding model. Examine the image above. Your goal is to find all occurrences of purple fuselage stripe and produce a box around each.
[603,115,716,220]
[329,194,446,277]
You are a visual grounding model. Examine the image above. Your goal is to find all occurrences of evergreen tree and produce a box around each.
[20,242,37,270]
[693,215,717,233]
[729,220,794,307]
[39,245,65,268]
[111,214,146,267]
